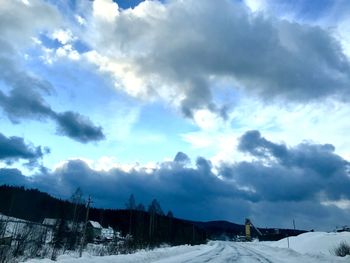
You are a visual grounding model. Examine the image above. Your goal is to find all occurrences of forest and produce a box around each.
[0,186,206,244]
[0,185,305,262]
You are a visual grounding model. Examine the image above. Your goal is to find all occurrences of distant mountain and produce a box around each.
[190,220,307,241]
[193,220,245,237]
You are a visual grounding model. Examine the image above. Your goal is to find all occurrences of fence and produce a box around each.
[0,218,54,262]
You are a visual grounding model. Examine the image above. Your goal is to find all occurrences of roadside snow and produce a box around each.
[24,232,350,262]
[24,243,210,263]
[266,231,350,256]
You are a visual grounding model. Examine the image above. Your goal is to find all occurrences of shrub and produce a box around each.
[333,241,350,257]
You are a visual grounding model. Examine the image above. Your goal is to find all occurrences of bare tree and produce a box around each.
[68,188,84,251]
[51,219,68,261]
[13,223,35,258]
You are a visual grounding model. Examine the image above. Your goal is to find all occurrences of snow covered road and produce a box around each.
[27,240,348,263]
[151,241,343,263]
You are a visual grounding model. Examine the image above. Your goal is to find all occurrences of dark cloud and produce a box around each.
[220,130,350,204]
[0,1,105,144]
[1,133,350,230]
[54,111,105,143]
[0,168,28,186]
[90,0,350,116]
[0,73,105,143]
[173,151,190,165]
[238,130,287,158]
[0,133,47,166]
[0,156,253,225]
[0,59,54,122]
[238,130,347,178]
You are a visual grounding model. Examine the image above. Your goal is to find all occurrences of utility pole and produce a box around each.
[293,219,296,230]
[79,196,92,257]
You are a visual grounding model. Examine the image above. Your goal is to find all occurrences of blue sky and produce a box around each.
[1,0,350,230]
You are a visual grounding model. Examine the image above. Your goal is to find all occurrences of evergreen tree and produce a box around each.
[136,203,145,211]
[148,199,164,216]
[125,194,136,210]
[167,210,174,218]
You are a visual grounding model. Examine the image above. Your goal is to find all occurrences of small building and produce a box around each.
[101,226,114,240]
[42,218,59,227]
[87,220,102,238]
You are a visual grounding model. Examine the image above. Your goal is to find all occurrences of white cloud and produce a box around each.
[337,18,350,58]
[75,15,86,25]
[51,29,76,45]
[56,44,80,60]
[0,0,60,49]
[193,109,224,131]
[31,29,81,63]
[181,132,215,149]
[322,200,350,210]
[93,0,119,22]
[52,155,159,174]
[21,0,31,6]
[244,0,266,13]
[84,51,149,98]
[40,47,55,64]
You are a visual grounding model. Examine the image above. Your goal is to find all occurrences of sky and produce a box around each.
[1,0,350,231]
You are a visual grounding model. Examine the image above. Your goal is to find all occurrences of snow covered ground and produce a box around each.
[25,232,350,263]
[267,231,350,256]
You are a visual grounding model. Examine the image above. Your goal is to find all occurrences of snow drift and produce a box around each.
[268,231,350,256]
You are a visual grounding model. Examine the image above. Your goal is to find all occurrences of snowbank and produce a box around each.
[267,231,350,256]
[24,243,212,263]
[23,239,350,263]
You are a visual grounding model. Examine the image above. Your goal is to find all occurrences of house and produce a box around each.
[42,218,115,242]
[87,220,102,239]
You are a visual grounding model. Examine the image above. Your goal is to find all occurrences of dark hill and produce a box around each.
[0,185,206,246]
[192,220,307,241]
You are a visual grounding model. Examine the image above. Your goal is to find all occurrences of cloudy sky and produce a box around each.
[1,0,350,230]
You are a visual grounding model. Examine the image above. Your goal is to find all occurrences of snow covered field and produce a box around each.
[25,232,350,263]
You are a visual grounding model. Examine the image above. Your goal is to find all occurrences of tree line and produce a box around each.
[0,185,207,261]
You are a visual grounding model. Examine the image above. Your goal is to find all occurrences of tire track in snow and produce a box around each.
[233,243,275,263]
[157,241,275,263]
